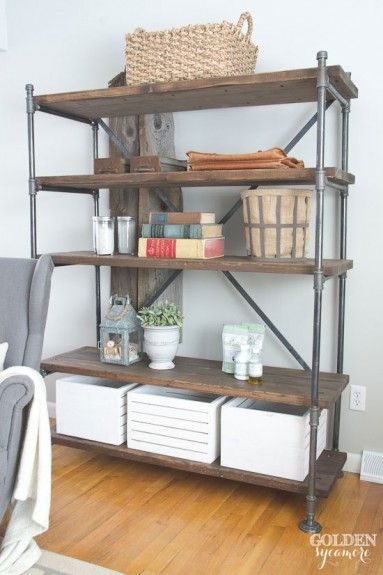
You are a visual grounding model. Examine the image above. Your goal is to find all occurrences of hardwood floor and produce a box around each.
[4,445,383,574]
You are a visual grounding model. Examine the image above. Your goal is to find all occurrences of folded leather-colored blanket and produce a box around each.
[187,148,304,170]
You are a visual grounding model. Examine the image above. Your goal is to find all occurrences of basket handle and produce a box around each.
[236,12,253,40]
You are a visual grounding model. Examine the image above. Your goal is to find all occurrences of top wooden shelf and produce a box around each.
[36,167,354,191]
[34,66,358,119]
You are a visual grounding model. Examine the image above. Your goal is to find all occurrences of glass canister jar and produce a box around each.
[248,347,263,384]
[93,216,115,255]
[234,343,251,381]
[117,216,136,255]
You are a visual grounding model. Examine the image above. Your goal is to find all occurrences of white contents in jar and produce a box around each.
[93,217,114,255]
[234,343,251,381]
[249,351,263,377]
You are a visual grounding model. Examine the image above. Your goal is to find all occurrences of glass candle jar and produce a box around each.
[93,216,114,255]
[234,343,250,381]
[117,216,136,255]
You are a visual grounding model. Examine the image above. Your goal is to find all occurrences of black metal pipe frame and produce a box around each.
[37,105,93,126]
[97,120,180,213]
[97,118,132,162]
[223,272,310,371]
[144,270,183,308]
[92,122,102,343]
[29,80,327,366]
[299,51,328,534]
[326,82,349,109]
[154,188,179,212]
[333,101,350,451]
[39,186,94,195]
[219,100,335,225]
[216,102,337,367]
[26,84,37,258]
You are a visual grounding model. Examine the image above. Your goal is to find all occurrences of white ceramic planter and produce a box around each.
[144,325,180,370]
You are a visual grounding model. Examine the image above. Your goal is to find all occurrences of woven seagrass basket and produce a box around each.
[241,188,312,259]
[125,12,258,85]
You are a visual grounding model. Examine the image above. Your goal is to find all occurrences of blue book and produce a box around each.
[141,223,223,239]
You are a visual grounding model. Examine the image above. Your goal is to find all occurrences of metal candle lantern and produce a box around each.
[99,295,143,366]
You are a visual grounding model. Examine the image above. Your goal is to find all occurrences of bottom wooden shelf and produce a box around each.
[51,429,346,498]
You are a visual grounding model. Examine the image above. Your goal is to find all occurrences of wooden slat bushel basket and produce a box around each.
[241,188,312,259]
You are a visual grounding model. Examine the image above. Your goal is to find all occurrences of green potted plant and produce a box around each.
[137,301,183,370]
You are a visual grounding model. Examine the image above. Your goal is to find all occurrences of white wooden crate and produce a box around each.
[56,375,137,445]
[221,398,328,481]
[127,385,227,463]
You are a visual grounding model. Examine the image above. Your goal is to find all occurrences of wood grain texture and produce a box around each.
[50,431,346,498]
[94,157,129,174]
[137,113,183,309]
[33,66,358,118]
[41,346,349,407]
[37,167,355,189]
[108,72,183,311]
[108,91,139,306]
[47,251,353,276]
[27,446,382,575]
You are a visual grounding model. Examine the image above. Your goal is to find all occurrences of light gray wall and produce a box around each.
[0,0,382,457]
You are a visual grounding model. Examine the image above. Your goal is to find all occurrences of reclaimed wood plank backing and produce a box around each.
[107,72,182,312]
[108,79,140,306]
[47,251,353,276]
[41,346,349,408]
[33,66,358,118]
[137,112,183,309]
[37,167,355,189]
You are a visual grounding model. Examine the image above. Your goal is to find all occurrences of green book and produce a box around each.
[141,223,223,239]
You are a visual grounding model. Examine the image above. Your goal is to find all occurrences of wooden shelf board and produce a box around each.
[36,167,354,190]
[34,66,357,118]
[47,251,353,276]
[50,428,346,498]
[42,347,348,408]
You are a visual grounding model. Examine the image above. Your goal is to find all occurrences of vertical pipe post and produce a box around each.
[333,102,350,450]
[299,51,328,534]
[26,84,37,258]
[92,121,101,342]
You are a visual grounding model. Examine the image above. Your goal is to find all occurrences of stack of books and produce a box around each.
[138,212,225,259]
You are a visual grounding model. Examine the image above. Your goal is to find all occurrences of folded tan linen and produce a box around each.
[186,148,304,170]
[187,148,286,162]
[188,159,304,170]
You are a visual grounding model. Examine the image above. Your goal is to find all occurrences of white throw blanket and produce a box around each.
[0,366,51,575]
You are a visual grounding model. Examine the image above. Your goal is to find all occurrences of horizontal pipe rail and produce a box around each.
[37,105,93,125]
[324,179,349,193]
[39,185,94,194]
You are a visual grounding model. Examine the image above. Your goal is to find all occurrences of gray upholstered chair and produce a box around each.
[0,255,53,524]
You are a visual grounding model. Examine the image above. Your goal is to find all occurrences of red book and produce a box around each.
[138,237,224,259]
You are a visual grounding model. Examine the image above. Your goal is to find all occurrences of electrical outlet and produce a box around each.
[349,385,366,411]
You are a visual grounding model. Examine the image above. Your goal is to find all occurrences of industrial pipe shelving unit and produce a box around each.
[27,51,358,532]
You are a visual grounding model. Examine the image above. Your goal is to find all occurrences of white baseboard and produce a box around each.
[343,451,362,474]
[47,401,56,419]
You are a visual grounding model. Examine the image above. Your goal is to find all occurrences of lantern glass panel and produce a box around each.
[102,331,124,362]
[128,330,141,362]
